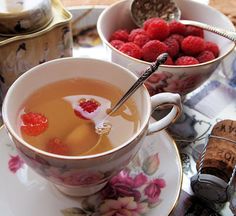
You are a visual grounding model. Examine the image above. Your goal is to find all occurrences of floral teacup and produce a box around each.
[2,57,182,196]
[97,0,235,96]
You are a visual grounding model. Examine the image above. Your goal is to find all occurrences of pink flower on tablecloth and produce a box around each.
[144,178,166,204]
[102,169,147,201]
[8,155,24,173]
[99,197,148,216]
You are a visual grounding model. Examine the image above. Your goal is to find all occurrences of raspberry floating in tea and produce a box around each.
[18,78,140,156]
[20,112,48,136]
[46,137,69,156]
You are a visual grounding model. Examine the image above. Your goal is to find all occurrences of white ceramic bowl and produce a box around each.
[97,0,235,96]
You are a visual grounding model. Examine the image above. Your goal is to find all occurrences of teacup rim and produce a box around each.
[2,57,152,160]
[96,0,236,68]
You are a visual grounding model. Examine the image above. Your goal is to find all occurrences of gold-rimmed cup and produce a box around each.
[2,57,182,196]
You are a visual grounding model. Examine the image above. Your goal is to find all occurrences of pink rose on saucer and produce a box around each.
[102,169,147,201]
[144,178,166,204]
[99,197,148,215]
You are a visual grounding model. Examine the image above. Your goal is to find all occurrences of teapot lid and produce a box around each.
[0,0,53,36]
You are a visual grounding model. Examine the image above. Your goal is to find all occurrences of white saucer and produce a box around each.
[0,125,182,215]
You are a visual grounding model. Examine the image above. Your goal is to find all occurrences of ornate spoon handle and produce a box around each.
[108,53,168,116]
[95,53,168,135]
[181,20,236,42]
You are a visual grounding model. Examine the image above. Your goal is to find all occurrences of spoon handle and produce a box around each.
[108,53,168,116]
[180,20,236,42]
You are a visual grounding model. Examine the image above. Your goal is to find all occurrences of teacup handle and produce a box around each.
[147,93,182,135]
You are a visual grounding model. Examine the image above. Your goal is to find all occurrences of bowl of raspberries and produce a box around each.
[97,0,235,96]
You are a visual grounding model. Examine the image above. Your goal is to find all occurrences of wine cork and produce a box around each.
[197,120,236,182]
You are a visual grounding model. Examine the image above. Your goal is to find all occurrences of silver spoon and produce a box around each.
[130,0,181,26]
[95,52,168,135]
[130,0,236,42]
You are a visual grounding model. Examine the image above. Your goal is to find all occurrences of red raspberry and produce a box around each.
[175,56,199,65]
[133,34,150,47]
[164,56,174,65]
[46,138,69,156]
[110,40,125,50]
[142,40,168,62]
[168,34,184,45]
[21,112,48,136]
[119,42,142,59]
[74,98,101,120]
[128,28,146,42]
[197,50,215,63]
[175,52,185,59]
[110,29,129,42]
[164,37,179,58]
[181,36,205,56]
[143,17,162,30]
[185,25,204,38]
[204,41,219,57]
[146,19,170,41]
[169,20,186,35]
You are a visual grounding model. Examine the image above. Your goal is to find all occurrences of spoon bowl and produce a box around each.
[130,0,181,27]
[131,0,236,42]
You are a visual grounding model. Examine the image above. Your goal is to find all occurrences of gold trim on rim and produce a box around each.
[164,129,183,215]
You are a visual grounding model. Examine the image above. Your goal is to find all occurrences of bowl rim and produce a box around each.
[97,0,236,68]
[2,57,152,161]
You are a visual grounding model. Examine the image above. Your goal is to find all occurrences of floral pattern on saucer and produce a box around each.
[7,143,166,215]
[61,153,165,216]
[2,124,182,216]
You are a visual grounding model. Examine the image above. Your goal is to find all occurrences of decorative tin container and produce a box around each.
[0,0,73,101]
[0,0,53,35]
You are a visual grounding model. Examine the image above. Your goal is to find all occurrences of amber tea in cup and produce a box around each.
[18,78,140,156]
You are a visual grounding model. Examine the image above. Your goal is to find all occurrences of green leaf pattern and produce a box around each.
[142,153,160,175]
